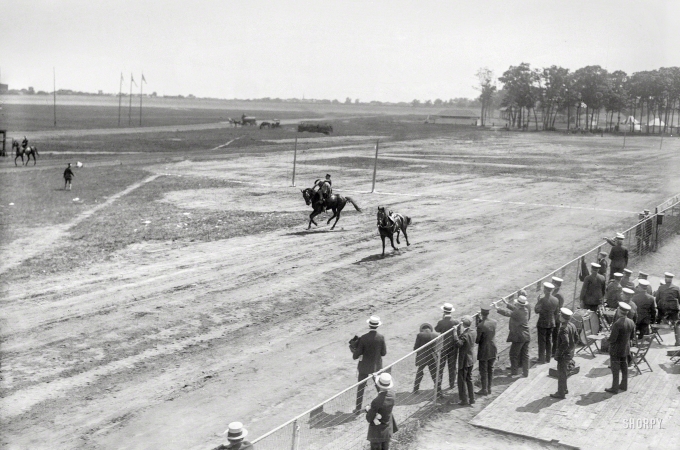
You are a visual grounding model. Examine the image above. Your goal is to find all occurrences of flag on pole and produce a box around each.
[141,73,146,84]
[131,73,137,87]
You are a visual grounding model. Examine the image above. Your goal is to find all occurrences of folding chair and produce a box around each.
[630,335,654,374]
[574,312,600,357]
[669,348,680,365]
[650,323,670,344]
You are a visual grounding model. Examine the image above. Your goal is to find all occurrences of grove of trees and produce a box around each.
[491,63,680,134]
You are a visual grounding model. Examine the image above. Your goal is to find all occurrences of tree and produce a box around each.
[499,63,537,129]
[475,68,497,126]
[434,98,443,106]
[345,97,352,104]
[411,99,421,107]
[573,65,609,131]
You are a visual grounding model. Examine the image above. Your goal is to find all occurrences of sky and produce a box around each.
[2,0,679,103]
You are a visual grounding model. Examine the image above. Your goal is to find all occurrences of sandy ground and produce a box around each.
[1,131,680,450]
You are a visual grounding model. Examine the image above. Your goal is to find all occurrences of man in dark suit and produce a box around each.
[580,263,606,311]
[606,303,636,394]
[413,323,440,393]
[551,308,579,399]
[365,373,396,450]
[550,277,565,359]
[604,272,624,309]
[632,280,656,338]
[495,295,531,377]
[213,422,253,450]
[535,282,559,364]
[455,316,476,405]
[606,233,629,279]
[354,316,387,412]
[475,303,497,396]
[435,303,459,390]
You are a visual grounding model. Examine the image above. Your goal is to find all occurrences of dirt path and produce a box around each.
[1,134,679,450]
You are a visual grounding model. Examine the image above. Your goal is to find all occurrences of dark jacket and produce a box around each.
[655,283,680,312]
[64,167,74,180]
[497,303,531,342]
[597,257,608,276]
[555,322,579,361]
[534,293,559,328]
[620,276,635,290]
[455,327,476,367]
[609,316,635,357]
[632,291,657,324]
[613,301,638,324]
[414,329,440,366]
[553,292,565,325]
[609,245,629,270]
[580,273,606,306]
[353,331,386,374]
[604,280,623,309]
[475,317,497,361]
[366,389,395,443]
[435,316,459,355]
[213,441,254,450]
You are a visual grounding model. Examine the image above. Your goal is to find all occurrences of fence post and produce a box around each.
[371,140,379,193]
[433,340,441,405]
[571,259,580,310]
[290,419,299,450]
[292,134,298,187]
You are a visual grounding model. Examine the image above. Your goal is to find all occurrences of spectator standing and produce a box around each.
[636,271,653,295]
[455,316,476,405]
[213,422,253,450]
[63,163,75,191]
[614,288,638,324]
[605,233,629,279]
[550,277,565,359]
[550,308,579,399]
[604,273,624,309]
[495,295,531,377]
[605,303,636,395]
[632,279,657,339]
[412,323,440,394]
[353,316,387,413]
[596,252,609,277]
[580,263,606,311]
[535,282,559,364]
[620,268,635,290]
[655,272,680,346]
[475,303,497,396]
[365,373,396,450]
[435,303,459,390]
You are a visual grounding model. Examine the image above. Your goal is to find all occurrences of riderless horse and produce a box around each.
[377,206,411,256]
[13,140,39,166]
[301,187,362,230]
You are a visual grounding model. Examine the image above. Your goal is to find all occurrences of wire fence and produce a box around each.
[249,195,680,450]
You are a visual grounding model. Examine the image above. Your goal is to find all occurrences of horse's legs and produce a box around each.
[14,155,19,166]
[308,210,320,229]
[326,209,337,225]
[402,227,410,246]
[330,210,341,230]
[389,234,398,251]
[395,229,401,245]
[31,154,36,165]
[381,234,386,256]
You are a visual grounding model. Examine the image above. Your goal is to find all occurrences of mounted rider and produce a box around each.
[21,136,29,150]
[313,174,333,212]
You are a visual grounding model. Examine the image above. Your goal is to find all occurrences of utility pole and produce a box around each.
[53,67,57,127]
[118,73,123,126]
[371,140,379,193]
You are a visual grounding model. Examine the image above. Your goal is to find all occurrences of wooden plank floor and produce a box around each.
[470,327,680,449]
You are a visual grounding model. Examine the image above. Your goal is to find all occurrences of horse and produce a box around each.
[301,187,362,230]
[259,121,271,129]
[228,118,242,127]
[13,140,39,166]
[376,206,411,256]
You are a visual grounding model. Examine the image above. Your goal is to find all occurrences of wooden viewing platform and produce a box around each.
[470,327,680,449]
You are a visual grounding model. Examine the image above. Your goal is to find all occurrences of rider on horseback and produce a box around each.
[313,174,332,213]
[21,136,28,150]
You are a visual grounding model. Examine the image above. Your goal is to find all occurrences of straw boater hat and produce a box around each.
[616,233,625,240]
[516,295,528,305]
[441,303,455,314]
[376,372,393,390]
[551,276,563,286]
[224,422,247,441]
[367,316,382,328]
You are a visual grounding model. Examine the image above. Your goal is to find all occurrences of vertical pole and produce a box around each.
[139,74,143,126]
[53,67,57,127]
[371,139,379,193]
[433,339,441,405]
[290,419,299,450]
[118,73,123,126]
[571,259,580,310]
[128,74,133,126]
[660,134,663,149]
[623,127,626,148]
[292,133,298,187]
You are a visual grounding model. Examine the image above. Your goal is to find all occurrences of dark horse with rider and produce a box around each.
[300,174,362,230]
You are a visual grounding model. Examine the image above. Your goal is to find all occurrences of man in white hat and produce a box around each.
[435,303,459,391]
[412,323,440,394]
[365,373,396,450]
[605,233,629,280]
[606,303,635,394]
[604,272,624,309]
[579,263,606,311]
[614,288,638,324]
[655,272,680,345]
[214,422,253,450]
[620,268,635,290]
[550,277,565,359]
[535,282,559,364]
[632,279,656,339]
[495,295,531,377]
[475,302,497,396]
[353,316,387,412]
[551,308,578,399]
[455,316,477,405]
[636,271,653,295]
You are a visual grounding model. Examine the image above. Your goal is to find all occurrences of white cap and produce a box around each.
[623,268,633,275]
[616,233,625,239]
[560,307,573,318]
[622,288,635,295]
[638,279,650,286]
[665,272,675,278]
[551,277,563,284]
[591,263,601,268]
[543,282,555,290]
[613,272,623,278]
[618,302,631,311]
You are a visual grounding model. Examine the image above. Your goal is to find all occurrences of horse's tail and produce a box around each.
[345,196,362,212]
[405,216,411,226]
[33,146,38,156]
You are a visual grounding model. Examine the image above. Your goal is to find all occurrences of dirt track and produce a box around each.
[2,130,680,449]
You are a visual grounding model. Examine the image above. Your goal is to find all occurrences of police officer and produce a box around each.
[550,308,578,399]
[604,272,624,309]
[655,272,680,345]
[605,233,629,279]
[620,268,635,290]
[606,303,636,394]
[535,282,559,364]
[550,277,565,359]
[632,279,656,339]
[580,263,606,311]
[475,303,497,396]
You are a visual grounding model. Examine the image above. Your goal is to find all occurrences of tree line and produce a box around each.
[477,64,680,133]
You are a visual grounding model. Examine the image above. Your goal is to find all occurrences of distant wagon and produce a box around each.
[241,115,257,126]
[298,122,333,135]
[259,119,281,129]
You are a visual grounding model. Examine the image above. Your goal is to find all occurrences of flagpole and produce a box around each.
[118,73,123,126]
[139,73,144,126]
[128,73,133,126]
